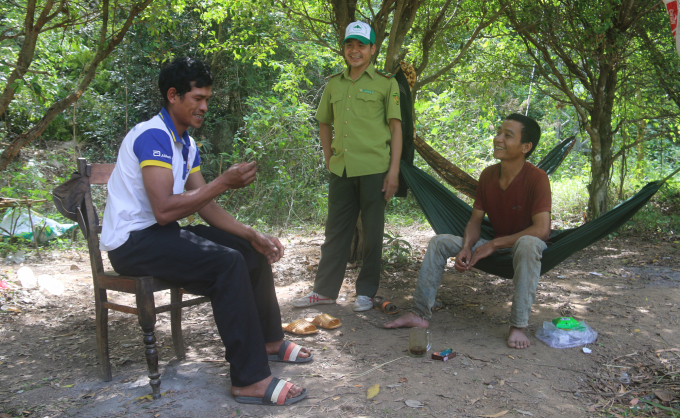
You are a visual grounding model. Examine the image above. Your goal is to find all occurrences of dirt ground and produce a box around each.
[1,225,680,418]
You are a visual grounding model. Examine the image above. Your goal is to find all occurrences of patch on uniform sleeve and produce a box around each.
[376,69,394,78]
[392,92,400,105]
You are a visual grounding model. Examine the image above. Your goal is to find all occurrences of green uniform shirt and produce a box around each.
[315,63,402,177]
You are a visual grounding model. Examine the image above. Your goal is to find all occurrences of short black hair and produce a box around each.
[158,57,213,107]
[504,113,541,159]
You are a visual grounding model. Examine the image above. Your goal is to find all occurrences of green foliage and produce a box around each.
[209,93,328,226]
[383,231,413,264]
[1,0,678,231]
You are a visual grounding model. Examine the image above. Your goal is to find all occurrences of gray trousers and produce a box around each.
[412,234,547,328]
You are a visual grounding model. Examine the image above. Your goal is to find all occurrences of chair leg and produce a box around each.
[94,288,112,381]
[170,288,186,360]
[135,278,161,400]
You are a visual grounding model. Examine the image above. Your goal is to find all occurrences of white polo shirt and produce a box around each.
[100,108,201,251]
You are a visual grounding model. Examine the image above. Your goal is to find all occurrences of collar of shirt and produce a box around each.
[342,63,376,81]
[158,107,192,179]
[158,107,191,147]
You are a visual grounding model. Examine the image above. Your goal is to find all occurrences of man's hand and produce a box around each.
[251,232,285,264]
[219,161,258,190]
[469,241,496,266]
[454,248,473,272]
[382,170,399,201]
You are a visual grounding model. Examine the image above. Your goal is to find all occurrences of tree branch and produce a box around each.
[415,5,506,89]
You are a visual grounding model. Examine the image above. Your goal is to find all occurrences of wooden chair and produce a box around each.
[78,158,210,399]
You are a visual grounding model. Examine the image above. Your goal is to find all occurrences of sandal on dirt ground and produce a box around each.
[268,340,313,363]
[305,313,341,329]
[282,319,319,335]
[233,377,308,406]
[432,300,443,311]
[373,296,399,314]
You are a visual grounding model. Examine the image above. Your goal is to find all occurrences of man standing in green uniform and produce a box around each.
[293,21,403,311]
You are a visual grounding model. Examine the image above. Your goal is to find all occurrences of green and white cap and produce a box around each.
[344,21,375,45]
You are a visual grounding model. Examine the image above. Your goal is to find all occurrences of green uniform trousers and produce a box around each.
[313,171,387,299]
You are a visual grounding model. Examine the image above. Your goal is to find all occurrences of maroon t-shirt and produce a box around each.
[472,162,551,239]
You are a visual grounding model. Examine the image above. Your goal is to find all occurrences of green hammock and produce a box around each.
[536,135,576,176]
[401,161,672,279]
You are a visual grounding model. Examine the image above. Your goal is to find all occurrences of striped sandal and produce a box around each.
[233,377,308,406]
[268,340,313,363]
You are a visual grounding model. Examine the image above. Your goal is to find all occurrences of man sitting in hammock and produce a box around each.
[385,113,550,349]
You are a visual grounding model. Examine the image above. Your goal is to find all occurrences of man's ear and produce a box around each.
[167,87,178,105]
[370,44,377,56]
[522,142,533,155]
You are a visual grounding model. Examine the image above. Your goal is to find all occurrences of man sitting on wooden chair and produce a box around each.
[99,57,309,406]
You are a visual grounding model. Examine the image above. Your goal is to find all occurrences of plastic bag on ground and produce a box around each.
[535,320,598,348]
[0,208,76,244]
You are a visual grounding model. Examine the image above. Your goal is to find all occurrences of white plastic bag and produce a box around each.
[535,320,598,348]
[0,208,76,244]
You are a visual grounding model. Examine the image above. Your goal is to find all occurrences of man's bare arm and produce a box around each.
[186,172,284,263]
[382,118,403,200]
[454,208,485,271]
[490,211,551,249]
[469,211,551,266]
[141,162,257,225]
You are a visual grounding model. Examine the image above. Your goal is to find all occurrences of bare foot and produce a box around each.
[383,312,430,328]
[231,375,304,399]
[266,340,311,359]
[507,326,530,349]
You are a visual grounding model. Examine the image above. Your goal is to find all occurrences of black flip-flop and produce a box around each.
[268,340,313,363]
[234,377,308,405]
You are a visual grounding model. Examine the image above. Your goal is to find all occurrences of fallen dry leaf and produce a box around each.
[630,398,639,406]
[399,377,408,383]
[367,384,380,400]
[479,411,508,418]
[655,389,674,402]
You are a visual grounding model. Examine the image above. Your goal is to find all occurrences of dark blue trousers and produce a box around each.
[108,222,283,387]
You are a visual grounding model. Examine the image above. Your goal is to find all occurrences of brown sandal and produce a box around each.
[306,313,341,329]
[282,319,319,335]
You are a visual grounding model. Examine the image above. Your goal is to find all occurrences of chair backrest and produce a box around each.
[77,158,115,280]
